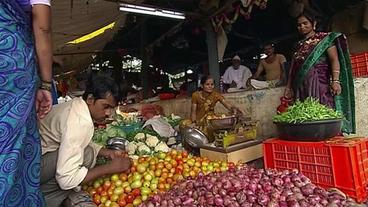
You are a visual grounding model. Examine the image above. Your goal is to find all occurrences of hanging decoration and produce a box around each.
[211,0,268,33]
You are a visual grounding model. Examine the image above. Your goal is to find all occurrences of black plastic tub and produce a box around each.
[274,119,343,141]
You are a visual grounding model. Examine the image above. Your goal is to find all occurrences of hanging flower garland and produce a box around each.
[211,0,268,32]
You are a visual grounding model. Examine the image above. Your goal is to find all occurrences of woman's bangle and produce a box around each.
[332,70,340,74]
[331,80,340,84]
[39,80,52,91]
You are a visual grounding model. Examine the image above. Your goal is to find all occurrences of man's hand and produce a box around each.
[230,81,237,88]
[36,89,52,119]
[108,156,132,173]
[99,148,127,160]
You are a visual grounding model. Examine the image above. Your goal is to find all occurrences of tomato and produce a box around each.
[133,197,142,206]
[100,195,108,204]
[176,159,184,165]
[161,172,168,179]
[154,169,162,177]
[166,178,173,184]
[118,198,126,206]
[158,183,165,191]
[165,163,172,170]
[170,168,175,174]
[125,194,135,203]
[149,165,156,171]
[111,174,119,182]
[107,188,114,197]
[119,173,128,182]
[93,194,101,205]
[130,166,136,173]
[96,186,104,194]
[110,194,119,202]
[110,202,120,207]
[131,188,141,197]
[162,168,169,173]
[88,189,97,196]
[138,157,146,163]
[181,151,189,158]
[100,190,108,197]
[170,160,178,168]
[103,180,112,190]
[156,163,164,169]
[126,204,134,207]
[228,162,235,168]
[136,164,147,173]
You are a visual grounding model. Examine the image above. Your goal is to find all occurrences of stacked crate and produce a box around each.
[351,52,368,77]
[263,137,368,202]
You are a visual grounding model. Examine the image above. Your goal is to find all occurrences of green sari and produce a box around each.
[291,32,355,134]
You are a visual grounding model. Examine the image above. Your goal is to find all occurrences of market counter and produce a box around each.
[133,78,368,138]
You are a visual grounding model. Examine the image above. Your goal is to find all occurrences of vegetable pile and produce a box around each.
[84,150,233,206]
[93,124,127,146]
[126,133,170,159]
[141,167,357,207]
[163,113,182,128]
[273,98,343,124]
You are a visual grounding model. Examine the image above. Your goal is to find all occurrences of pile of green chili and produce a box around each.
[273,97,343,123]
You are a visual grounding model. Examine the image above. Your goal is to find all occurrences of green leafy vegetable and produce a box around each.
[273,97,343,123]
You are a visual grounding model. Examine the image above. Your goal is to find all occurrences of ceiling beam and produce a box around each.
[209,0,238,18]
[145,22,184,49]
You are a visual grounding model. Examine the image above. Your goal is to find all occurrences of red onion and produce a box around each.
[214,196,224,206]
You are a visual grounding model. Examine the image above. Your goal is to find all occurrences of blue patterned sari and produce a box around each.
[0,0,45,206]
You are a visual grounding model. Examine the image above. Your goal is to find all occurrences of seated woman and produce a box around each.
[190,76,241,140]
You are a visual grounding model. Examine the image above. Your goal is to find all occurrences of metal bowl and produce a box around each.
[275,119,343,141]
[180,126,209,148]
[208,116,238,130]
[106,137,128,151]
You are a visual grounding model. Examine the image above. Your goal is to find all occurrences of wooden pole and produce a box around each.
[140,19,149,99]
[205,21,220,89]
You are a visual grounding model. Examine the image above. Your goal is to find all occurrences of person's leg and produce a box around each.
[40,150,73,207]
[41,146,97,207]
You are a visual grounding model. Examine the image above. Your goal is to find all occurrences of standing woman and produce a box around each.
[284,12,355,134]
[0,0,53,206]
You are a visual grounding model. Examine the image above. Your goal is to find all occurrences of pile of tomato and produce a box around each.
[83,150,235,207]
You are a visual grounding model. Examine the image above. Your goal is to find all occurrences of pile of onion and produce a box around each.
[138,166,358,207]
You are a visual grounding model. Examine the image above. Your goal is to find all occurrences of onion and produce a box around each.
[214,196,224,206]
[236,192,247,204]
[257,194,270,206]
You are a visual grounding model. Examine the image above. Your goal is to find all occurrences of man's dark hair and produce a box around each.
[263,42,275,49]
[82,75,121,102]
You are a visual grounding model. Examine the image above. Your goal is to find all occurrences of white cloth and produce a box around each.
[30,0,51,6]
[250,79,280,89]
[143,115,176,138]
[223,65,252,89]
[39,97,102,190]
[57,95,72,104]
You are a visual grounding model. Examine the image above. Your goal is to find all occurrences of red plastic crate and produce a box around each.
[350,52,368,77]
[263,137,368,202]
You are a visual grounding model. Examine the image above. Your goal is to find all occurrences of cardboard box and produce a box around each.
[200,140,263,163]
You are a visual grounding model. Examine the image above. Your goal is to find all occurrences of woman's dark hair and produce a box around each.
[200,76,214,85]
[82,75,121,102]
[297,10,317,25]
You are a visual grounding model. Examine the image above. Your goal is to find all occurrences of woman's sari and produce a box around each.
[0,0,45,206]
[290,32,355,134]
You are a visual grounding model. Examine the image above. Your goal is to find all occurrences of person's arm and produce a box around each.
[190,93,198,122]
[190,103,197,122]
[327,45,342,95]
[253,62,264,79]
[219,98,240,115]
[284,60,294,98]
[32,4,53,118]
[279,55,287,80]
[32,4,52,82]
[222,68,231,84]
